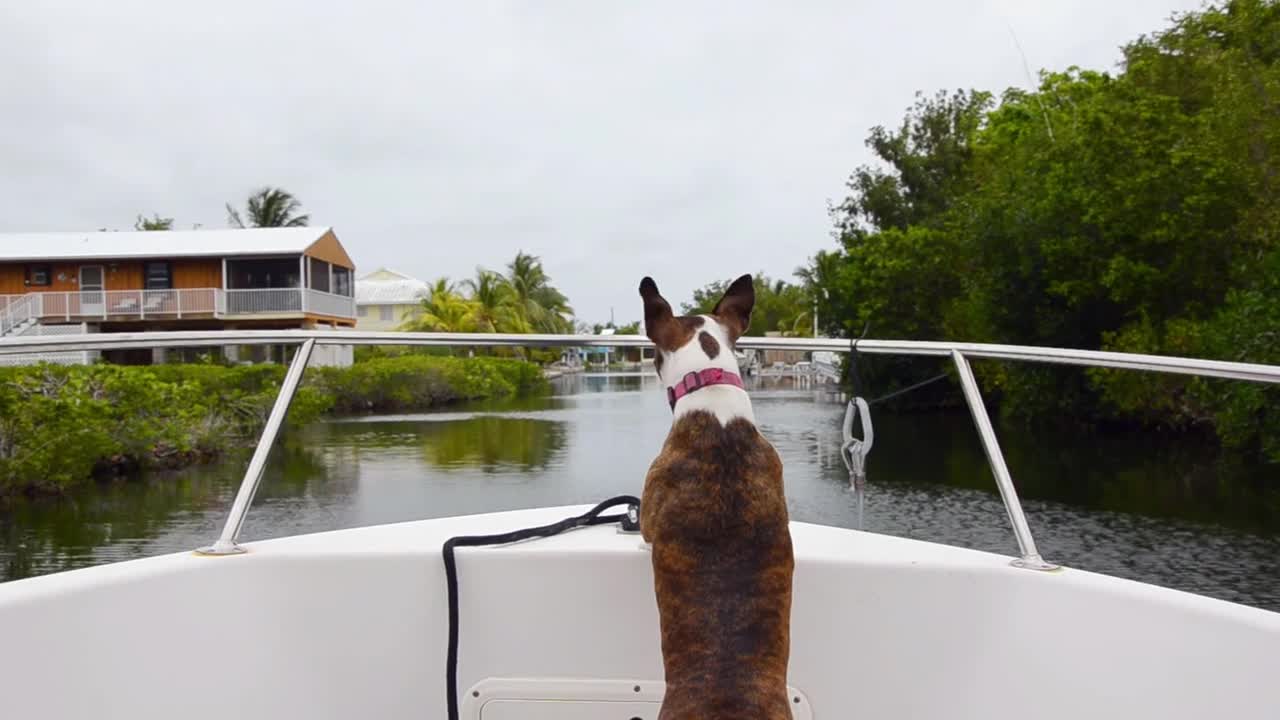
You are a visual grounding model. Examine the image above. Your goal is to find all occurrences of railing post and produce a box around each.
[299,255,308,314]
[950,350,1057,571]
[176,290,183,318]
[197,338,316,556]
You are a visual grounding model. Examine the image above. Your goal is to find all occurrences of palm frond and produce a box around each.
[226,203,246,228]
[228,187,309,228]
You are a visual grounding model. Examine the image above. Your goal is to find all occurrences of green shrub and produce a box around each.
[310,355,547,413]
[352,345,453,363]
[0,364,239,495]
[0,355,546,498]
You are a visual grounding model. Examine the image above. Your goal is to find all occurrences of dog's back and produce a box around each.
[643,412,794,719]
[637,274,795,720]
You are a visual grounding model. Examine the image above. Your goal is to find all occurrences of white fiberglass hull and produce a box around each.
[0,505,1277,719]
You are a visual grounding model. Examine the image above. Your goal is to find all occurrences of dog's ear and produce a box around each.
[639,276,674,346]
[712,274,754,341]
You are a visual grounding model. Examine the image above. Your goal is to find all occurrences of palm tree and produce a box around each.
[506,251,573,333]
[226,187,310,228]
[533,285,574,333]
[796,251,840,336]
[462,268,527,333]
[402,278,477,333]
[134,213,174,231]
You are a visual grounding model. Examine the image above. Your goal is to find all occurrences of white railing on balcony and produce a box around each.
[35,289,220,320]
[2,288,354,323]
[222,288,303,315]
[304,288,356,318]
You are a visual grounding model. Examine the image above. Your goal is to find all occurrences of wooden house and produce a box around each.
[0,227,356,364]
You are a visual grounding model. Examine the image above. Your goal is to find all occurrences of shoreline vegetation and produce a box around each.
[789,0,1279,463]
[0,355,548,501]
[610,1,1280,465]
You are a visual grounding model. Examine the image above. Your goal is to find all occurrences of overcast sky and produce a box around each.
[1,1,1203,324]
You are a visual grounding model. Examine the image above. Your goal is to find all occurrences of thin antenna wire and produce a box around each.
[1007,23,1055,143]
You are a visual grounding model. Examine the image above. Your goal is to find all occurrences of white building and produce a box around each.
[354,268,428,330]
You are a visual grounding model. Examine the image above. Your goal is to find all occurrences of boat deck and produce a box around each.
[2,505,1277,719]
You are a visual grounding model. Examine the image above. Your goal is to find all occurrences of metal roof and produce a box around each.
[358,268,417,283]
[0,227,335,262]
[355,270,429,305]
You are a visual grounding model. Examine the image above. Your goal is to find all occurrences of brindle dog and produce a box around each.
[639,274,795,720]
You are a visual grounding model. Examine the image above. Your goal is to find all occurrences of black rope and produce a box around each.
[866,372,951,406]
[848,321,870,398]
[844,321,949,407]
[443,495,641,720]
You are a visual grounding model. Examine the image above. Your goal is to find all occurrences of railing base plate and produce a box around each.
[194,540,247,557]
[1011,555,1060,572]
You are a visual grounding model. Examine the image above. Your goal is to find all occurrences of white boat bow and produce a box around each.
[1,505,1278,718]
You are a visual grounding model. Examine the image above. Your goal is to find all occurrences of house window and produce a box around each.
[332,267,352,297]
[26,264,51,287]
[309,257,330,293]
[145,262,172,290]
[357,305,368,317]
[226,259,299,289]
[379,306,394,322]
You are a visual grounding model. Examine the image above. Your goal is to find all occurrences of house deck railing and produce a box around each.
[0,288,355,323]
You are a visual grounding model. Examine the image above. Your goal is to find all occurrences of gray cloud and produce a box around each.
[0,0,1201,323]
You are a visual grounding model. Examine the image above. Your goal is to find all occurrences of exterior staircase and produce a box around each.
[0,322,97,366]
[0,293,39,338]
[1,293,96,366]
[1,317,37,338]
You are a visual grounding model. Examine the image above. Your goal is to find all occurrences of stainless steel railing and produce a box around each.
[2,329,1277,565]
[200,339,316,555]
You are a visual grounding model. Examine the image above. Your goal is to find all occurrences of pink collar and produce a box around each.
[666,368,746,411]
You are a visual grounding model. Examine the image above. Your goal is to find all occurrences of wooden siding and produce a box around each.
[49,263,80,291]
[172,259,221,289]
[0,264,23,294]
[105,262,143,290]
[303,230,355,270]
[0,259,222,294]
[0,262,108,293]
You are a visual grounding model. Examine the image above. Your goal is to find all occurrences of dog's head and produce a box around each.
[638,274,754,386]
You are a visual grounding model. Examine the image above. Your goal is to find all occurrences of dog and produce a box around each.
[639,274,795,719]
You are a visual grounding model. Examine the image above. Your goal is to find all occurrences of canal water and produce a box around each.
[2,373,1278,611]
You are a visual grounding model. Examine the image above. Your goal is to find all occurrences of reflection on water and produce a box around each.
[333,415,568,471]
[0,445,334,581]
[2,372,1278,612]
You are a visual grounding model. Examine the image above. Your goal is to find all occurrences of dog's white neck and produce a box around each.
[672,384,754,425]
[660,316,755,426]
